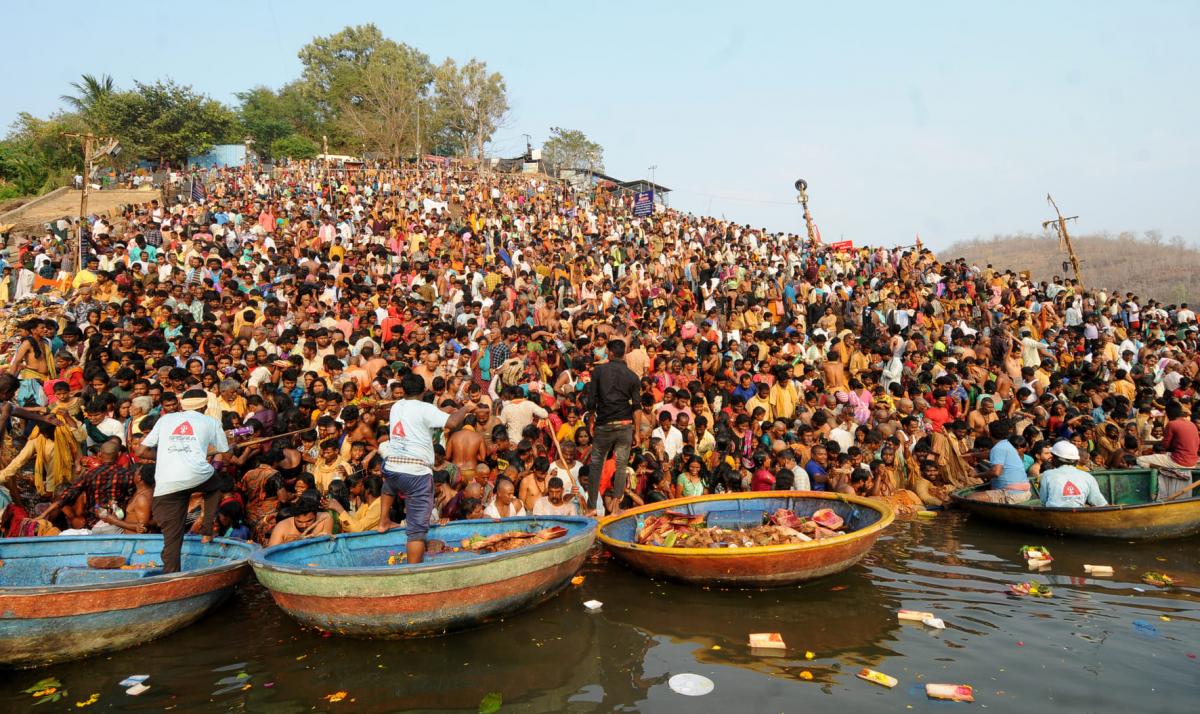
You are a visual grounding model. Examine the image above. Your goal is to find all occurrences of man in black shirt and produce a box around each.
[583,339,641,515]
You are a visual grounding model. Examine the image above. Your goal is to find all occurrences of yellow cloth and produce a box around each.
[72,270,99,289]
[768,382,799,421]
[313,457,349,492]
[337,498,381,533]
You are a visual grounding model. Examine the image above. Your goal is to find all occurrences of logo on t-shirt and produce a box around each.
[1062,481,1081,497]
[391,421,407,438]
[172,421,195,436]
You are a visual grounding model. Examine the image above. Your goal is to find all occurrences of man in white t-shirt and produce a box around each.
[377,374,474,564]
[137,389,230,573]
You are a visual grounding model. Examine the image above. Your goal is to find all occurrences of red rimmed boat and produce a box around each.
[0,535,257,668]
[249,516,596,637]
[598,492,894,588]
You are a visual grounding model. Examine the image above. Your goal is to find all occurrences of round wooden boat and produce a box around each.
[598,492,894,588]
[249,516,596,638]
[951,468,1200,540]
[0,535,257,668]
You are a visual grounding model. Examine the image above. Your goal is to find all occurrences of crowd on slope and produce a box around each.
[1,159,1198,547]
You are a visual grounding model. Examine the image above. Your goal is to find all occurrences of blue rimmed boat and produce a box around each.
[249,517,596,638]
[599,492,894,588]
[0,535,257,668]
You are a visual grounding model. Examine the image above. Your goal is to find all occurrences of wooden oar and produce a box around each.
[542,420,587,513]
[232,398,402,447]
[1165,478,1200,501]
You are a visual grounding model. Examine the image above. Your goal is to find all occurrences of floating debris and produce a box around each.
[668,673,714,696]
[74,693,100,707]
[1142,571,1176,587]
[858,668,898,688]
[1009,581,1053,598]
[748,632,786,650]
[478,691,503,713]
[926,683,974,702]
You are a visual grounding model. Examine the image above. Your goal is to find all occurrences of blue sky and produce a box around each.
[6,1,1198,248]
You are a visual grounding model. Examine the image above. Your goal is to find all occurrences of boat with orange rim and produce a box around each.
[598,491,894,588]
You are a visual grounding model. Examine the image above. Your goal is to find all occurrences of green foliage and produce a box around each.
[0,112,87,195]
[270,134,318,160]
[3,23,513,193]
[237,83,320,159]
[296,23,434,155]
[542,127,604,172]
[432,58,509,160]
[97,80,238,163]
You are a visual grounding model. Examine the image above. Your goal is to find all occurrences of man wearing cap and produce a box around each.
[1040,441,1108,508]
[135,389,230,573]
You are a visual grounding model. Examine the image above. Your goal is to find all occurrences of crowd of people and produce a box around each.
[1,158,1198,553]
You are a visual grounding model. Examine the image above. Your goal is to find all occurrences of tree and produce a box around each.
[61,74,115,114]
[541,127,604,173]
[297,24,432,149]
[237,84,319,159]
[60,74,117,133]
[0,112,89,194]
[432,58,509,162]
[270,134,318,160]
[97,80,238,163]
[340,53,431,162]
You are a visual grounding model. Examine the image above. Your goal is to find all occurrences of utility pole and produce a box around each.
[522,133,532,161]
[1043,193,1084,291]
[63,132,97,271]
[78,134,93,270]
[648,164,657,186]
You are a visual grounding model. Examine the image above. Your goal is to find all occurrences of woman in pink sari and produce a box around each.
[847,379,873,425]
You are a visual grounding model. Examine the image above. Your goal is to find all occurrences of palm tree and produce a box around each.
[61,73,115,113]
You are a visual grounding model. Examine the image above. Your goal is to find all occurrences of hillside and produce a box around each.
[942,232,1200,306]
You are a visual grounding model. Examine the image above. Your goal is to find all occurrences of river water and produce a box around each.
[7,512,1198,713]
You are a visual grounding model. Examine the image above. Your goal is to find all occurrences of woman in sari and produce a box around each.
[244,465,283,544]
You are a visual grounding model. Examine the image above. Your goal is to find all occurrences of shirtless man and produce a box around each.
[412,350,443,391]
[518,458,550,512]
[95,464,156,534]
[968,396,999,439]
[821,351,849,393]
[8,318,56,407]
[445,414,487,486]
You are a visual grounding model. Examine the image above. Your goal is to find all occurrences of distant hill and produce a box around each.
[942,231,1200,306]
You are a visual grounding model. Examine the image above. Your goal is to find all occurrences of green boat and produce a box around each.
[951,468,1200,540]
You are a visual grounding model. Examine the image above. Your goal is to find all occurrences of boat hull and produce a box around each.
[952,483,1200,540]
[599,492,893,588]
[0,536,255,668]
[250,517,596,638]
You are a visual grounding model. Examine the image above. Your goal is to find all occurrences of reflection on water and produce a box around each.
[6,512,1198,713]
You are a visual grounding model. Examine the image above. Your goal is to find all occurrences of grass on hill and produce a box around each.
[943,231,1200,306]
